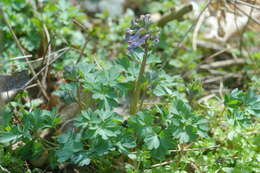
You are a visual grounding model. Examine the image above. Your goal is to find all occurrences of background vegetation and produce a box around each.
[0,0,259,172]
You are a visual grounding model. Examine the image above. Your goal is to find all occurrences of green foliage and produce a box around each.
[225,89,260,126]
[169,99,208,143]
[0,0,259,172]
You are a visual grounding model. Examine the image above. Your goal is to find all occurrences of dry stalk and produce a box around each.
[0,8,50,101]
[199,58,245,69]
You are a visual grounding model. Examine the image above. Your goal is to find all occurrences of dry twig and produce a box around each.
[199,59,245,69]
[230,2,260,25]
[0,55,33,63]
[0,165,11,173]
[42,24,52,91]
[24,48,70,89]
[202,73,242,84]
[229,0,260,10]
[169,145,219,152]
[204,48,231,61]
[151,145,219,168]
[151,160,174,168]
[198,94,216,104]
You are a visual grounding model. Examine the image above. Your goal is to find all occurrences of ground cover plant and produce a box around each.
[0,0,259,172]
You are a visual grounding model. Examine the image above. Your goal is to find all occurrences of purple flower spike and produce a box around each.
[127,33,150,50]
[125,14,158,51]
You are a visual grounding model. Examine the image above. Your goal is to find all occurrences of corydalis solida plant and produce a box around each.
[126,14,160,114]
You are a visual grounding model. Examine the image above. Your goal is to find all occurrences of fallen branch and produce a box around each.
[157,4,193,27]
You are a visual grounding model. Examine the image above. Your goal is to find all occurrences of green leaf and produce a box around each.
[56,147,74,163]
[90,138,111,156]
[0,132,22,145]
[72,152,91,166]
[144,135,160,150]
[153,85,166,96]
[116,134,136,154]
[0,108,12,126]
[244,90,260,117]
[56,131,83,163]
[169,99,207,143]
[172,128,188,143]
[129,47,144,61]
[224,89,243,107]
[150,130,175,159]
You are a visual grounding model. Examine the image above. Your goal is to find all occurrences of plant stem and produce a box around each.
[130,42,149,114]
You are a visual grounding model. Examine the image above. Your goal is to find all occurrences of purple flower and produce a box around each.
[126,33,150,50]
[125,14,159,51]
